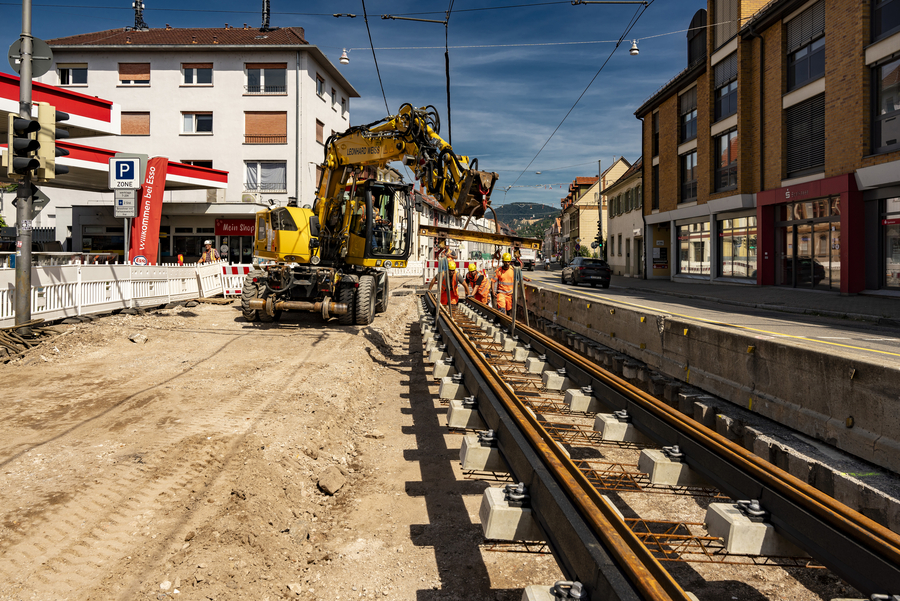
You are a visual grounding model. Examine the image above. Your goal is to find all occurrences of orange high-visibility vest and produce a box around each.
[494,265,514,296]
[439,272,460,305]
[466,271,491,301]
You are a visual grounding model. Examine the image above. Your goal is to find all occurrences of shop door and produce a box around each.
[625,239,631,274]
[776,225,794,286]
[796,222,816,288]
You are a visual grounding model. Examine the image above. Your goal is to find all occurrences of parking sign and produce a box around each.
[108,157,142,189]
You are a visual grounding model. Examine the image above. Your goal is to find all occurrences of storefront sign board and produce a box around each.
[215,219,255,236]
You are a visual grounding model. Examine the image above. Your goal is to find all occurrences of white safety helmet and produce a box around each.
[204,240,213,245]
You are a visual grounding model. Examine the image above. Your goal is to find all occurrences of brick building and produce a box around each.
[635,0,900,294]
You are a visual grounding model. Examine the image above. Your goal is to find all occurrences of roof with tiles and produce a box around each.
[47,26,307,47]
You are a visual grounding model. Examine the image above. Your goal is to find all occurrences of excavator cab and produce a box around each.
[345,180,414,269]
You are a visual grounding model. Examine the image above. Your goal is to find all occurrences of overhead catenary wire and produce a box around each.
[360,0,390,115]
[506,0,653,196]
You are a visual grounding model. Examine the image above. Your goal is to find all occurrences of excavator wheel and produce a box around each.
[337,284,355,326]
[355,275,376,325]
[241,270,265,321]
[375,274,390,314]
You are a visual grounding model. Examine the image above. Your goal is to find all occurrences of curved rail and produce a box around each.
[463,296,900,595]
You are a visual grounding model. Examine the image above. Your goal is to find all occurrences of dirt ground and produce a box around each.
[0,277,562,601]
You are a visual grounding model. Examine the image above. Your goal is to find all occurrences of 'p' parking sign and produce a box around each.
[108,157,142,190]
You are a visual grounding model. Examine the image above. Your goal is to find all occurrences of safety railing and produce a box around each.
[0,261,225,328]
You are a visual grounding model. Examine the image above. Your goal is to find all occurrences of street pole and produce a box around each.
[598,159,603,261]
[15,0,34,336]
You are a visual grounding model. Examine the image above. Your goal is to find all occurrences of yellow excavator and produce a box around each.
[241,104,538,325]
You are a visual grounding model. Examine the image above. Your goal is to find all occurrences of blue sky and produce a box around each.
[2,0,702,208]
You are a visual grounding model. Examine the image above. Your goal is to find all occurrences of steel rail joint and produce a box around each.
[425,293,687,601]
[466,298,900,594]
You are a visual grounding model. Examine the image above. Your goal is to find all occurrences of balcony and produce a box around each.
[244,85,287,95]
[244,134,287,144]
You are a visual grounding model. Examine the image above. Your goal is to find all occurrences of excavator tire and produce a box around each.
[355,275,376,325]
[240,270,264,321]
[375,274,390,314]
[337,284,355,326]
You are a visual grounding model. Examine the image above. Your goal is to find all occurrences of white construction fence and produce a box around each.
[0,261,226,329]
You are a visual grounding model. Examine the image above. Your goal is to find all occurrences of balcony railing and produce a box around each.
[244,134,287,144]
[244,85,287,95]
[244,182,287,194]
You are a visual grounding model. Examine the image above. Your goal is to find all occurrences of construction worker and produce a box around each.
[198,240,221,264]
[464,263,491,304]
[492,252,515,314]
[427,260,469,306]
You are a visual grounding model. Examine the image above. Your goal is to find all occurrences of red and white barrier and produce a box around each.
[222,265,253,297]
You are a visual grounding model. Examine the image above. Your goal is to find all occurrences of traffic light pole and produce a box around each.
[15,0,34,335]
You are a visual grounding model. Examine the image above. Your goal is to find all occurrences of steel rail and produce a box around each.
[467,297,900,594]
[425,292,690,601]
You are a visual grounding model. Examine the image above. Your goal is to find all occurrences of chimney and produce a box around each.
[125,36,132,44]
[213,35,218,44]
[243,23,248,29]
[224,23,229,29]
[165,23,171,30]
[191,35,197,44]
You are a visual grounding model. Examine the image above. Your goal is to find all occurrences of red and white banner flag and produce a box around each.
[129,157,169,265]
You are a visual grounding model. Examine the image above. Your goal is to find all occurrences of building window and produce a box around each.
[245,161,287,193]
[719,216,757,278]
[882,197,900,288]
[713,0,738,49]
[874,0,900,41]
[244,111,287,144]
[714,53,737,121]
[58,64,87,85]
[118,63,150,85]
[618,234,623,256]
[680,151,698,202]
[651,164,659,210]
[679,87,697,142]
[182,112,213,134]
[677,221,711,275]
[786,1,825,91]
[316,119,324,144]
[245,63,287,94]
[331,88,337,107]
[182,160,213,168]
[121,112,150,136]
[786,94,825,178]
[341,97,347,116]
[873,56,900,153]
[714,129,738,191]
[651,112,659,157]
[183,63,212,85]
[316,74,325,97]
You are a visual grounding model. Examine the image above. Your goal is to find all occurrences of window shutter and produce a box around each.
[245,112,287,135]
[714,0,738,48]
[714,53,738,88]
[787,0,825,52]
[245,63,287,69]
[786,93,825,176]
[119,63,150,81]
[316,119,324,144]
[121,112,150,135]
[183,63,213,69]
[680,87,697,115]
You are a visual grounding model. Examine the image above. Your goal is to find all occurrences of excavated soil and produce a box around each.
[0,278,561,601]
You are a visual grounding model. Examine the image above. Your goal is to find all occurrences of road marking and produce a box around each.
[533,277,900,359]
[818,337,851,339]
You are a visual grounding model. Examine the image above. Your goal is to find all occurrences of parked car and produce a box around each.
[561,257,611,288]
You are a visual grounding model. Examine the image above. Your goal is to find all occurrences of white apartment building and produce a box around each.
[39,25,358,263]
[605,157,644,277]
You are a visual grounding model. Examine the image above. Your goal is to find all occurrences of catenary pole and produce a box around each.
[15,0,34,336]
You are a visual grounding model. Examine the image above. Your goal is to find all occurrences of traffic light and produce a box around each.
[36,102,70,181]
[5,114,41,179]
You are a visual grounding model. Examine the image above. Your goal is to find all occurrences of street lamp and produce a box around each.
[339,49,350,65]
[381,12,454,143]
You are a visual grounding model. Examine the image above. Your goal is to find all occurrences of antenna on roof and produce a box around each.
[261,0,271,31]
[129,0,149,31]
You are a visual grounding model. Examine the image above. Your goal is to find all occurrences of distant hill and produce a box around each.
[492,202,558,223]
[516,215,556,240]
